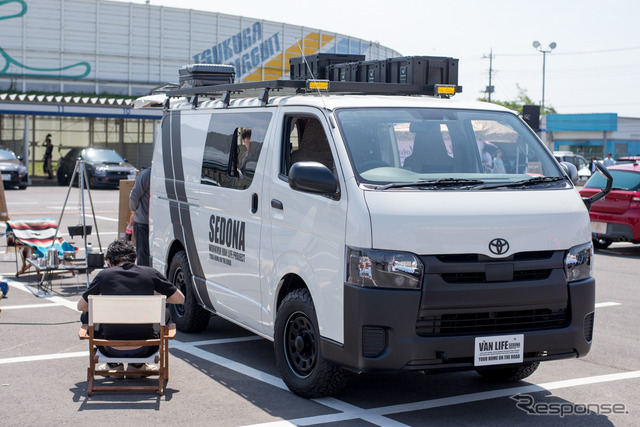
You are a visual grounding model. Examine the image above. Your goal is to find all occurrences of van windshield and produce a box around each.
[335,108,566,190]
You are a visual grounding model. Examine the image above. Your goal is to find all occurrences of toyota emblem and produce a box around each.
[489,238,509,255]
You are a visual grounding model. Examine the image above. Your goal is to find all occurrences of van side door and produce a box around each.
[263,109,348,343]
[196,110,273,334]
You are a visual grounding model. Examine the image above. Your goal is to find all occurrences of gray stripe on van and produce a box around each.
[163,111,213,308]
[162,112,182,246]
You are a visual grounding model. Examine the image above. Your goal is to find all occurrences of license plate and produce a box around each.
[1,173,10,181]
[591,221,607,234]
[474,334,524,366]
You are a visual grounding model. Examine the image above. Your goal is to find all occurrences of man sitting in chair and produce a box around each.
[77,240,185,375]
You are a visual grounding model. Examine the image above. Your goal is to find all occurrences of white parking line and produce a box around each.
[0,351,88,365]
[245,370,640,426]
[93,215,118,222]
[0,302,64,310]
[0,336,264,366]
[595,302,621,308]
[5,280,80,311]
[178,336,263,347]
[173,341,288,390]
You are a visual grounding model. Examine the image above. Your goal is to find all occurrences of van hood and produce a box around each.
[363,189,590,257]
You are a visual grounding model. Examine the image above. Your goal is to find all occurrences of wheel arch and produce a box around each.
[276,273,309,312]
[164,239,186,277]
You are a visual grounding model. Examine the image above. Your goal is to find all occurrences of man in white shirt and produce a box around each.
[603,153,615,167]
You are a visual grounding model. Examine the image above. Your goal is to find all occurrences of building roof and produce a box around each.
[0,93,134,106]
[0,93,162,119]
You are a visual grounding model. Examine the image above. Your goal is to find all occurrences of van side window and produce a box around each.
[201,112,271,190]
[283,116,334,176]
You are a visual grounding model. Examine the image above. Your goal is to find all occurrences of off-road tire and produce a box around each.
[274,288,349,398]
[168,250,210,332]
[476,361,540,382]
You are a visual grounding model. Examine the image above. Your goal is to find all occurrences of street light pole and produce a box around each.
[532,41,557,115]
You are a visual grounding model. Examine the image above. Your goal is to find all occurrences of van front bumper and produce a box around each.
[321,278,595,373]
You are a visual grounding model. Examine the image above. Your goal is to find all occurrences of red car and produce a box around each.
[616,156,640,164]
[579,162,640,248]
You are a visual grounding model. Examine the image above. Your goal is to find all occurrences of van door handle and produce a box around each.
[271,199,283,210]
[251,193,259,214]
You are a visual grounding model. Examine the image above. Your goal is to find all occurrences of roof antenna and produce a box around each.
[295,39,329,112]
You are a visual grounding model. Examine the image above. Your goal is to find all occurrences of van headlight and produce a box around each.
[564,242,593,282]
[346,247,423,289]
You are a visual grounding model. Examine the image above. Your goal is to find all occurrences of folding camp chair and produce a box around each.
[78,295,175,396]
[5,219,76,277]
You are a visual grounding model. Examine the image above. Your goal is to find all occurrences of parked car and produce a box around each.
[553,151,591,182]
[579,162,640,248]
[56,147,137,188]
[0,147,28,189]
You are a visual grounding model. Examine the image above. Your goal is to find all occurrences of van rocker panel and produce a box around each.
[321,278,595,372]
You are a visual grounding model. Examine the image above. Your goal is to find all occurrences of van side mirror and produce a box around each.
[560,161,578,184]
[582,162,613,212]
[289,161,338,198]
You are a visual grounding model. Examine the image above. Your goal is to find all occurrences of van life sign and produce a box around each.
[191,21,280,78]
[474,334,524,366]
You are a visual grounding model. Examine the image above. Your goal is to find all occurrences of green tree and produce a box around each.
[479,84,557,114]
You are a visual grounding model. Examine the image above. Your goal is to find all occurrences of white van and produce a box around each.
[141,61,609,397]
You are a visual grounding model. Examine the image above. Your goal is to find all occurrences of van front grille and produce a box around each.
[441,269,552,283]
[416,307,569,336]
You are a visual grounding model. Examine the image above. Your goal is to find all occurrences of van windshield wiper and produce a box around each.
[474,176,564,190]
[377,178,484,190]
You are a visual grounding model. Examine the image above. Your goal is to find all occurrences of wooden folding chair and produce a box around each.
[79,295,175,396]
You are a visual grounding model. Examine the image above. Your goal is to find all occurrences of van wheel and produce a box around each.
[168,251,210,332]
[476,361,540,382]
[274,288,349,398]
[593,238,612,249]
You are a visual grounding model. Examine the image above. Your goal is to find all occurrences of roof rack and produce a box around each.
[165,79,462,108]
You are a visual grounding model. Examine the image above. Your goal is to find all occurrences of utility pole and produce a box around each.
[482,48,495,102]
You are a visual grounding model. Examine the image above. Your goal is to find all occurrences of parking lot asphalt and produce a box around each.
[0,180,638,426]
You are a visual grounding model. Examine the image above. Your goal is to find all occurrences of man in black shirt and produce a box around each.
[77,240,185,373]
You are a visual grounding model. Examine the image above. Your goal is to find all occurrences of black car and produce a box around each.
[0,148,28,189]
[57,148,137,188]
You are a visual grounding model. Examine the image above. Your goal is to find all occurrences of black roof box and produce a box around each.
[179,64,236,88]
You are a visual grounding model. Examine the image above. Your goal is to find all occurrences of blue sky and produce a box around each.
[123,0,640,117]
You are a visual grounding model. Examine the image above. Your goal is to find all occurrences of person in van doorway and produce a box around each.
[239,128,252,174]
[491,149,506,174]
[603,153,615,167]
[129,166,151,266]
[77,239,185,375]
[42,134,54,179]
[589,156,598,175]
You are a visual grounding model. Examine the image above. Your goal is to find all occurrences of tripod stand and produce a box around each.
[51,159,103,286]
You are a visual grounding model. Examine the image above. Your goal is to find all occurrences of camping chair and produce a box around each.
[79,295,176,396]
[5,219,76,277]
